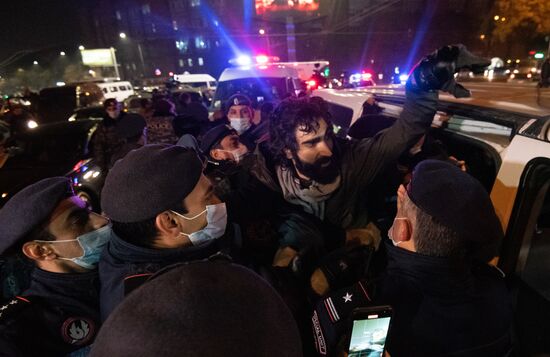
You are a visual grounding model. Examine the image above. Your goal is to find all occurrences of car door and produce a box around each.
[492,127,550,355]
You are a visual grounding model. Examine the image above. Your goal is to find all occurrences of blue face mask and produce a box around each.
[172,203,228,246]
[36,223,112,270]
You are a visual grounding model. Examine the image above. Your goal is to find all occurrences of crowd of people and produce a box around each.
[0,45,514,356]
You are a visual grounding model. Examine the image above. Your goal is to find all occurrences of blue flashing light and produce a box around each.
[349,73,362,83]
[399,74,409,82]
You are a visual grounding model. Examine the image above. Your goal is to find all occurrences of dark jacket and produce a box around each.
[92,115,125,171]
[109,142,142,169]
[254,90,438,231]
[0,269,101,357]
[378,243,513,356]
[99,228,237,321]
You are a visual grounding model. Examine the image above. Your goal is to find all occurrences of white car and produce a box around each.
[314,85,550,353]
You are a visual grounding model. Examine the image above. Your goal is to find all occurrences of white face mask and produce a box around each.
[171,203,228,246]
[229,118,251,135]
[219,145,248,163]
[388,217,409,247]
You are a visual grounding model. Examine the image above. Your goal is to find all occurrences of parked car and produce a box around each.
[313,85,550,354]
[0,119,104,211]
[68,105,106,121]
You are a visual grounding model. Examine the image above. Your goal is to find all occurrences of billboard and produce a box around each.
[255,0,320,15]
[81,48,116,67]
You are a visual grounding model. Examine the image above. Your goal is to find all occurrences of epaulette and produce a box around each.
[0,296,31,322]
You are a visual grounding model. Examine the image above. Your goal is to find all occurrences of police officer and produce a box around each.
[224,94,261,150]
[0,177,110,356]
[98,144,239,321]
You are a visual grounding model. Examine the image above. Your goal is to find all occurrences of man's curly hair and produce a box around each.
[268,96,332,169]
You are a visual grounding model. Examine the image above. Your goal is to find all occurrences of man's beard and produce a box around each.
[292,152,340,185]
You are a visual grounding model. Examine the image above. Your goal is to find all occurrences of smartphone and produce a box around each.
[347,305,393,357]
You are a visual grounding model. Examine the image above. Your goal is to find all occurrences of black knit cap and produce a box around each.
[101,144,203,223]
[407,160,503,249]
[199,124,237,156]
[90,261,302,357]
[223,93,252,116]
[114,113,146,139]
[0,177,74,254]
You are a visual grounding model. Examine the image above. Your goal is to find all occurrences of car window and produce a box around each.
[119,86,126,90]
[110,87,118,92]
[102,88,108,94]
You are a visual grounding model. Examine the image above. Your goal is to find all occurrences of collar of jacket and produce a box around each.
[25,268,99,302]
[107,230,217,265]
[384,240,475,297]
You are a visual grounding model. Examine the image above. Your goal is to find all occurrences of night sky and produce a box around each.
[0,0,82,61]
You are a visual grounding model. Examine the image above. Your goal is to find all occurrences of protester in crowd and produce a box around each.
[91,261,302,357]
[109,113,147,168]
[0,177,110,356]
[92,98,126,172]
[265,45,489,295]
[313,160,513,356]
[137,98,154,121]
[146,98,178,144]
[98,144,240,320]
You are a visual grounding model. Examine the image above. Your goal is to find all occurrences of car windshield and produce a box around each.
[213,77,287,109]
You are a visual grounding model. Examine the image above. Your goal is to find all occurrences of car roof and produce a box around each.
[218,64,300,82]
[313,86,550,130]
[174,73,216,83]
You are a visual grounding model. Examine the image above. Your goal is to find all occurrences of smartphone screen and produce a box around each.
[348,307,392,357]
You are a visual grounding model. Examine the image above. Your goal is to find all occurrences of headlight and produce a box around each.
[27,120,38,129]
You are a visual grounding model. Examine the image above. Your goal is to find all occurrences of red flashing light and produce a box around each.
[362,73,372,80]
[72,160,86,172]
[168,71,174,76]
[308,80,317,87]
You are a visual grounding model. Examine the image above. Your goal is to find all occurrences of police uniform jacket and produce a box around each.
[379,242,513,356]
[99,227,238,322]
[0,268,100,357]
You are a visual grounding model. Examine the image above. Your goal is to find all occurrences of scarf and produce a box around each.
[276,165,341,219]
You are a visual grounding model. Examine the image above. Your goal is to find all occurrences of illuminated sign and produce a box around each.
[255,0,319,15]
[81,49,115,66]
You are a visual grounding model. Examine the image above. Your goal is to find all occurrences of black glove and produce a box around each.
[407,44,490,98]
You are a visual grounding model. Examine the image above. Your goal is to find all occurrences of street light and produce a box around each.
[33,60,38,65]
[480,34,486,40]
[119,32,127,39]
[501,17,506,22]
[259,28,266,35]
[60,51,66,56]
[78,45,85,51]
[494,15,500,21]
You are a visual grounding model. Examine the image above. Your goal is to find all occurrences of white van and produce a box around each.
[173,73,217,92]
[212,63,303,111]
[96,81,135,102]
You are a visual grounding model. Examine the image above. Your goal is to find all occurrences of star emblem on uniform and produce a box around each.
[343,292,353,303]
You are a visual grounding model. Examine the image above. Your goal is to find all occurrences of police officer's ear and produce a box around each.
[21,241,58,262]
[210,149,225,161]
[155,211,180,238]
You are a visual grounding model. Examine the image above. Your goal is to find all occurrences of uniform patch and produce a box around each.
[312,311,327,355]
[61,317,95,345]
